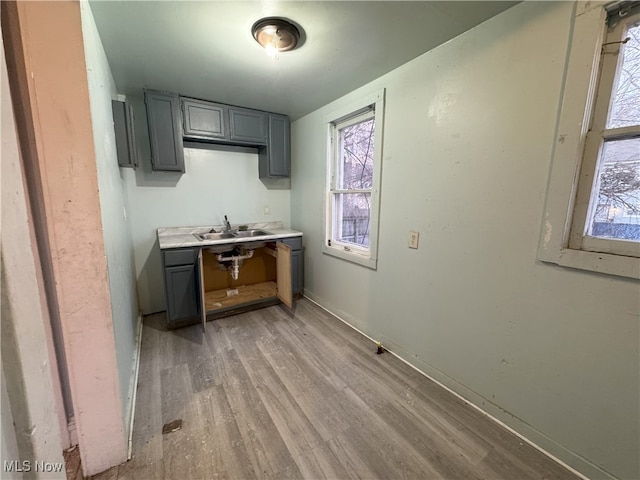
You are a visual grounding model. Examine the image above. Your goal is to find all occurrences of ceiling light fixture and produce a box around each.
[252,17,302,56]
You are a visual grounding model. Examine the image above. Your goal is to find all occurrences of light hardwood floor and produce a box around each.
[90,298,581,480]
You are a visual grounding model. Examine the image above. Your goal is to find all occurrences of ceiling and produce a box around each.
[89,1,517,120]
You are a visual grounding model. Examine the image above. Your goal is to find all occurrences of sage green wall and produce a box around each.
[290,2,639,479]
[81,1,140,440]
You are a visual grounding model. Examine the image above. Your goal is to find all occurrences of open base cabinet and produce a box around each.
[162,236,301,330]
[197,241,292,330]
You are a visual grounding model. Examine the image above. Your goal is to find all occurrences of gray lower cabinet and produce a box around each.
[259,113,290,178]
[229,107,267,144]
[162,235,302,327]
[144,90,185,172]
[182,98,227,140]
[163,248,201,324]
[112,99,137,168]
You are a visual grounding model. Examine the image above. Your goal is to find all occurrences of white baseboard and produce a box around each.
[126,314,143,460]
[302,293,611,480]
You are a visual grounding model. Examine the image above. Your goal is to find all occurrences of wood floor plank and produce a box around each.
[113,316,165,480]
[165,324,211,371]
[329,386,445,479]
[254,335,352,443]
[193,386,257,479]
[188,352,222,393]
[114,299,581,480]
[316,340,491,477]
[262,308,486,477]
[203,318,233,354]
[325,430,381,480]
[363,350,574,478]
[215,343,302,479]
[235,335,350,478]
[257,306,350,394]
[64,446,83,480]
[88,464,116,480]
[278,303,526,476]
[160,364,217,480]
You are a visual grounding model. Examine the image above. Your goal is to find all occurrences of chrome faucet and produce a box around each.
[224,215,232,232]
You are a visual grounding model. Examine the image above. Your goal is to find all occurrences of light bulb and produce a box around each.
[265,43,278,58]
[266,30,281,59]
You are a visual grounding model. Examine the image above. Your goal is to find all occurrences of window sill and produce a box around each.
[538,245,640,279]
[322,244,377,270]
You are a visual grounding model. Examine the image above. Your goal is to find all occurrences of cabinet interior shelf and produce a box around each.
[203,281,277,313]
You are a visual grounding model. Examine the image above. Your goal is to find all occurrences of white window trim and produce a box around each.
[538,1,640,279]
[323,89,385,269]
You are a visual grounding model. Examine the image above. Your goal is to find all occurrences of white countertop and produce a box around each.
[157,221,302,249]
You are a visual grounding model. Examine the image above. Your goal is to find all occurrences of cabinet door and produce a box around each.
[126,100,138,168]
[279,237,302,295]
[112,100,137,168]
[164,264,199,322]
[145,90,185,172]
[259,113,290,178]
[182,98,227,140]
[229,107,267,144]
[276,242,293,309]
[290,249,302,295]
[198,249,206,332]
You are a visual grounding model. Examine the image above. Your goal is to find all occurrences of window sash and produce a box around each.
[329,110,375,192]
[568,5,640,257]
[330,191,372,253]
[329,110,375,254]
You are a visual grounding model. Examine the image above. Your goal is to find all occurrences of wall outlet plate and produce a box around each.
[408,230,419,249]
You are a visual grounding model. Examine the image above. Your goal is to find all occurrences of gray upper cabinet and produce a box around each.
[112,99,137,168]
[144,90,185,172]
[259,113,290,178]
[229,107,267,144]
[143,89,290,177]
[182,98,227,141]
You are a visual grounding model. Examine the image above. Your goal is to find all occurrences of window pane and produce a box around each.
[588,137,640,240]
[607,22,640,128]
[338,118,375,190]
[334,193,371,247]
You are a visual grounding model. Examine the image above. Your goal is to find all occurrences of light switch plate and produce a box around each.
[408,230,419,249]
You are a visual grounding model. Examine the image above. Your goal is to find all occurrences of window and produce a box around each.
[539,2,640,279]
[570,3,640,256]
[324,90,385,269]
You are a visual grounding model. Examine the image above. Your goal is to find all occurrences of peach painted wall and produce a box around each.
[5,1,127,475]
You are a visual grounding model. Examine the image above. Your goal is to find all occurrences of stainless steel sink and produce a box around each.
[195,232,236,241]
[233,229,268,238]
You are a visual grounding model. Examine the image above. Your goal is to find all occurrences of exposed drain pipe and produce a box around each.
[217,250,254,280]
